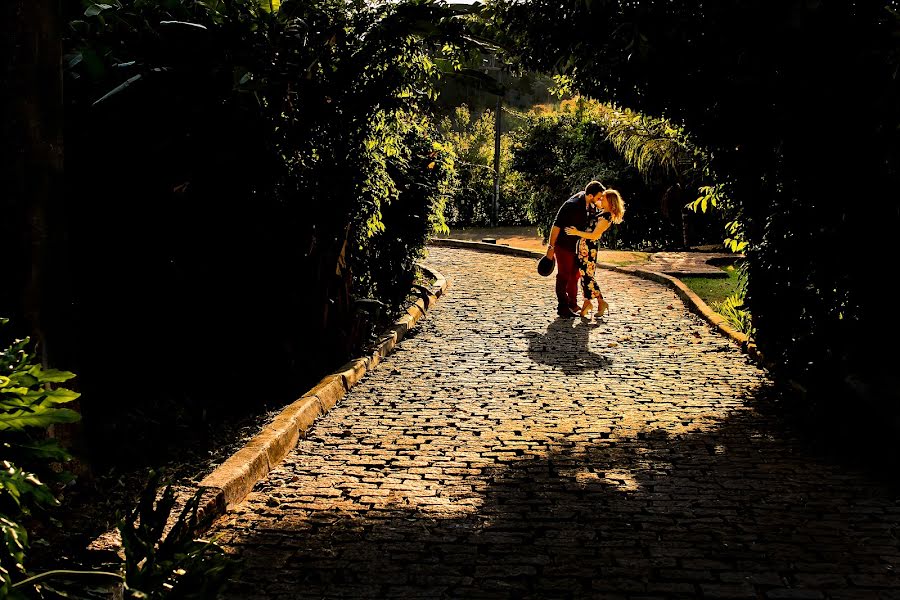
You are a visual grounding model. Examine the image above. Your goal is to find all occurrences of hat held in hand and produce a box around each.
[537,256,555,277]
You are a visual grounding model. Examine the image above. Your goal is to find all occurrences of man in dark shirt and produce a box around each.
[544,181,606,317]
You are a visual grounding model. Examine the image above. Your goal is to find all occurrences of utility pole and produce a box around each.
[483,53,503,227]
[493,80,501,227]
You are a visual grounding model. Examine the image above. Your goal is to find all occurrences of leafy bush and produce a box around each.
[119,474,234,599]
[350,110,455,336]
[4,472,235,599]
[713,294,753,337]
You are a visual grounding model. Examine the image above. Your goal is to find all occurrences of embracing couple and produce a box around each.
[544,180,625,319]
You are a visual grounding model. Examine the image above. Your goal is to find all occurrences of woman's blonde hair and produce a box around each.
[602,189,625,224]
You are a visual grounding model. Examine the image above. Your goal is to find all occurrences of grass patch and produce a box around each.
[683,265,753,335]
[680,265,743,307]
[602,252,652,266]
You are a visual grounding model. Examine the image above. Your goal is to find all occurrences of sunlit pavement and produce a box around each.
[209,247,900,600]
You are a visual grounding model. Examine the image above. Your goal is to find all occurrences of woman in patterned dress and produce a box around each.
[564,189,625,318]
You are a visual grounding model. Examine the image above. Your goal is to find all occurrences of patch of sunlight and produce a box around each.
[601,469,640,492]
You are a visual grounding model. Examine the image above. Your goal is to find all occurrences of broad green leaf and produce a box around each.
[39,388,81,405]
[0,516,27,566]
[6,373,37,388]
[0,408,81,431]
[27,365,76,383]
[92,74,142,107]
[0,395,32,410]
[84,3,113,17]
[159,20,209,30]
[9,439,71,463]
[64,53,83,69]
[0,464,57,509]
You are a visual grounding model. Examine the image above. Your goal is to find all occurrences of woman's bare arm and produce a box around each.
[564,217,611,241]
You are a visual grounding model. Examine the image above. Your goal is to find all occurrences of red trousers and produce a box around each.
[554,246,581,309]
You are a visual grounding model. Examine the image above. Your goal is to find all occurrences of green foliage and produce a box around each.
[0,516,27,597]
[588,105,742,254]
[722,218,748,254]
[0,323,80,597]
[0,354,79,435]
[683,265,752,335]
[120,474,234,599]
[351,110,456,329]
[685,183,747,253]
[435,54,557,116]
[713,294,754,337]
[687,185,718,215]
[591,104,703,183]
[0,323,232,597]
[5,472,233,598]
[440,105,494,225]
[439,104,528,226]
[681,265,741,305]
[58,0,477,459]
[510,112,618,240]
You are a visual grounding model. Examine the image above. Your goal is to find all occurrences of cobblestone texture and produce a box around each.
[644,251,739,276]
[210,247,900,599]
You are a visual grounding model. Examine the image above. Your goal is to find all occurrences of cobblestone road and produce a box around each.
[211,247,900,599]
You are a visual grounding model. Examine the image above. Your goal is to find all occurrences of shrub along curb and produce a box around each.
[89,264,448,555]
[429,237,765,366]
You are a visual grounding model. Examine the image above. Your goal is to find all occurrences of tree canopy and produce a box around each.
[1,0,474,459]
[487,0,900,403]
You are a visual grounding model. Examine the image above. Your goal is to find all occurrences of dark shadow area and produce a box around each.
[29,293,430,575]
[221,386,900,599]
[524,317,613,375]
[762,379,900,490]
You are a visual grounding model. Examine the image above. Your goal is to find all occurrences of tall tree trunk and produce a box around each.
[1,0,64,354]
[2,1,82,462]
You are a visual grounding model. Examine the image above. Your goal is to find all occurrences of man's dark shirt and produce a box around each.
[552,191,589,251]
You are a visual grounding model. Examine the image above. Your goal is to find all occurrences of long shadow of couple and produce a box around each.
[524,315,613,375]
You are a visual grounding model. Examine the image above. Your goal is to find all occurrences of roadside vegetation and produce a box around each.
[681,265,751,335]
[2,0,896,592]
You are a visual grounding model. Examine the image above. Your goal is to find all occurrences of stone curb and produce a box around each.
[196,263,449,512]
[429,238,765,366]
[88,264,448,554]
[430,237,542,258]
